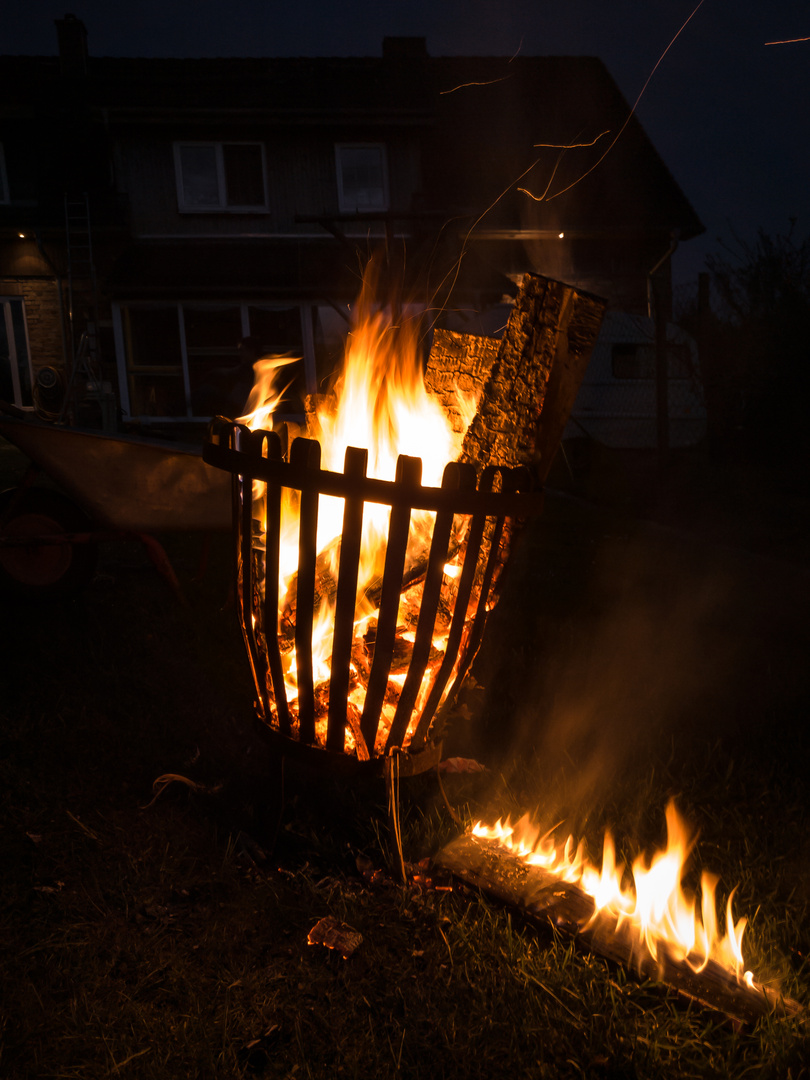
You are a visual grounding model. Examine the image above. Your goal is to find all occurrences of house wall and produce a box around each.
[7,278,65,372]
[0,241,66,373]
[1,43,701,425]
[115,126,423,238]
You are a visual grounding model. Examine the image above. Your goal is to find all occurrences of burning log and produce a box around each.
[204,269,604,771]
[423,329,499,435]
[433,832,802,1029]
[426,274,605,592]
[457,274,609,481]
[278,537,459,650]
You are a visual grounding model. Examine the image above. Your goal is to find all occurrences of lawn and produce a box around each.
[1,439,809,1078]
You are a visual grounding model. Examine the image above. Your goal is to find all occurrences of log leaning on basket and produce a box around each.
[426,273,607,480]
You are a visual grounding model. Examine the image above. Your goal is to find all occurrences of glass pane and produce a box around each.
[247,306,306,414]
[183,305,242,349]
[179,145,220,208]
[183,306,245,417]
[10,300,32,405]
[223,144,265,207]
[339,146,386,209]
[0,307,13,402]
[612,343,655,380]
[124,307,182,370]
[0,145,8,203]
[129,372,187,417]
[313,304,347,386]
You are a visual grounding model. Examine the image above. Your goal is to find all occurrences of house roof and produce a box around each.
[0,49,703,241]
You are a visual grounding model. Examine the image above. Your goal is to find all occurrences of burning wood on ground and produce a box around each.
[433,802,802,1029]
[209,268,605,762]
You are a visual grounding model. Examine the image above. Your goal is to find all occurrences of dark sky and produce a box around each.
[6,0,809,287]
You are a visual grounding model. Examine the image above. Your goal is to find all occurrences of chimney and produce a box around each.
[55,13,88,77]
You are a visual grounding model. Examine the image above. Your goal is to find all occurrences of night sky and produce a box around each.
[6,0,809,286]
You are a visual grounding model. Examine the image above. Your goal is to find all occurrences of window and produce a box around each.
[174,142,267,212]
[0,298,33,408]
[0,144,9,204]
[335,144,389,212]
[116,302,314,420]
[611,343,654,380]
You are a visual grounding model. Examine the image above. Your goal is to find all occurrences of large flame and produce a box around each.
[237,264,477,751]
[472,799,759,989]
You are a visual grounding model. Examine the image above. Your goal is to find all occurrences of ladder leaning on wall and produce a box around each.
[62,193,112,426]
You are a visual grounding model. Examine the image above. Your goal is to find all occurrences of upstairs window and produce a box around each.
[174,142,267,212]
[335,144,389,213]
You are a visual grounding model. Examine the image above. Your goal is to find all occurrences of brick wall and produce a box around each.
[0,277,66,372]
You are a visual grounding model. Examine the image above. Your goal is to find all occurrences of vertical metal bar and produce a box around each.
[3,303,22,406]
[290,437,321,744]
[385,462,460,753]
[232,424,272,721]
[326,446,368,754]
[410,463,481,748]
[461,466,514,670]
[260,429,291,734]
[360,454,422,751]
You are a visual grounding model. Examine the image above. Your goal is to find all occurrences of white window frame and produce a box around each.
[173,141,268,213]
[113,300,316,422]
[0,144,9,204]
[335,143,389,213]
[1,297,34,408]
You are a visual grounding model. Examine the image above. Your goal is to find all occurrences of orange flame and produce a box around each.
[237,263,480,752]
[472,800,759,987]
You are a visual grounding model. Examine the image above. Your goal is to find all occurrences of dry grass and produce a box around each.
[1,440,809,1078]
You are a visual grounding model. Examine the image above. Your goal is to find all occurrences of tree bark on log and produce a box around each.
[424,329,500,436]
[426,273,606,481]
[434,833,802,1029]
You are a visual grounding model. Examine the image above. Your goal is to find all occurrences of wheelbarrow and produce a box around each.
[0,411,231,597]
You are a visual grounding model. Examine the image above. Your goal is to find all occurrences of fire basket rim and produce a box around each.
[204,434,544,517]
[204,417,543,771]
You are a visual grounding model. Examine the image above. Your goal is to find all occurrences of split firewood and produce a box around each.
[307,915,363,959]
[279,536,340,638]
[423,328,500,435]
[345,703,370,761]
[276,538,457,648]
[424,274,606,617]
[434,833,803,1029]
[454,273,606,480]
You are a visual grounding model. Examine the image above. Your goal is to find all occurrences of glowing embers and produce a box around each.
[221,422,536,761]
[471,801,757,989]
[205,267,541,761]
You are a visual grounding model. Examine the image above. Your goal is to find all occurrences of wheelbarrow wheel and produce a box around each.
[0,487,98,597]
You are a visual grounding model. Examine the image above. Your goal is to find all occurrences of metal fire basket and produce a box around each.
[204,419,543,775]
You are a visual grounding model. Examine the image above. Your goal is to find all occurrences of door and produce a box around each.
[0,298,33,409]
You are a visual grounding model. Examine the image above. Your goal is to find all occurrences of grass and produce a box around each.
[1,437,809,1078]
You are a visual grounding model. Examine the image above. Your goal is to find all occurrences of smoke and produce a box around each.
[463,498,806,840]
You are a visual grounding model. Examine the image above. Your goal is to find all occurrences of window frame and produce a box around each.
[0,144,9,204]
[0,296,34,409]
[335,142,389,214]
[113,300,316,422]
[173,141,268,214]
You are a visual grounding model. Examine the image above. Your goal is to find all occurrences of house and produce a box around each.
[0,17,703,430]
